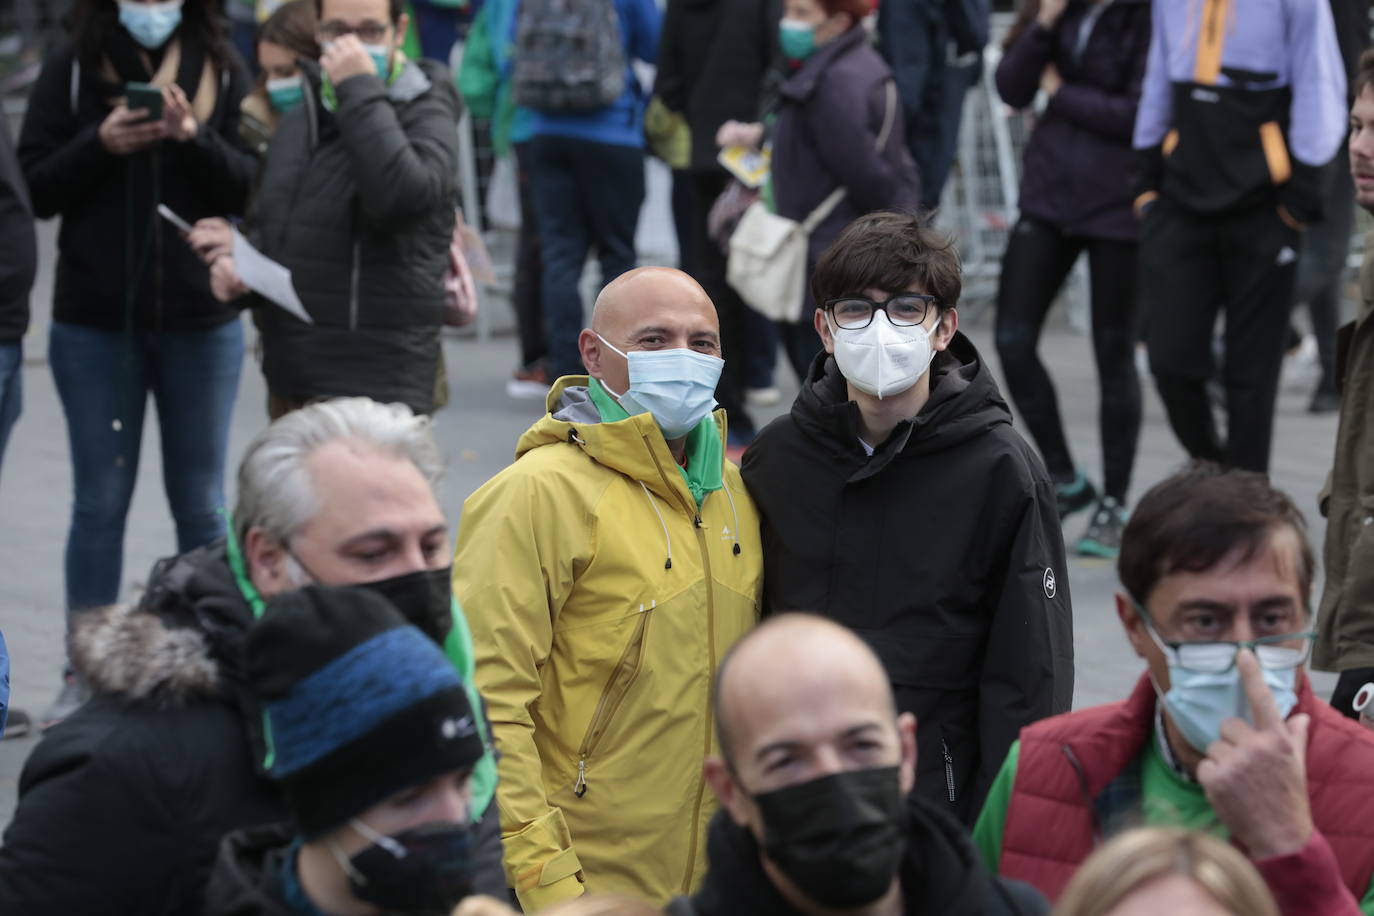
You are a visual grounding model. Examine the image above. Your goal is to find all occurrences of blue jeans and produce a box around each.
[49,320,244,611]
[0,340,22,479]
[529,135,645,381]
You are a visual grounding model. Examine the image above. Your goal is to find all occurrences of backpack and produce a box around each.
[511,0,627,112]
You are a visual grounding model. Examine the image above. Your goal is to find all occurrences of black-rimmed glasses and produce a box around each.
[822,294,941,330]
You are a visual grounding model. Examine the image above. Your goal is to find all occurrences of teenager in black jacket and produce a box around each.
[17,0,255,725]
[741,213,1074,825]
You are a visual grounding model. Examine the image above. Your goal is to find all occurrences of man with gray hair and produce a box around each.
[0,398,505,916]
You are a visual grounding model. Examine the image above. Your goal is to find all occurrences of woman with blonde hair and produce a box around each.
[1054,828,1278,916]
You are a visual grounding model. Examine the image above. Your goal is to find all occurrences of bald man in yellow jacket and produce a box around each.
[453,268,763,911]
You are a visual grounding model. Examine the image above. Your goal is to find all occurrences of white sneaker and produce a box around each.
[746,386,782,407]
[1281,334,1319,391]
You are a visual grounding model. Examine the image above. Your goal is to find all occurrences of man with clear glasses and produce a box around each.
[972,463,1374,915]
[741,212,1072,826]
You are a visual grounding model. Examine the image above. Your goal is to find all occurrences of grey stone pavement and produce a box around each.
[0,209,1349,827]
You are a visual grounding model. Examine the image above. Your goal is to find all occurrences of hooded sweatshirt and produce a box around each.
[453,377,762,911]
[668,794,1047,915]
[741,335,1074,824]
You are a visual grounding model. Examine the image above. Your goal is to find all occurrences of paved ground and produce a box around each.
[0,211,1348,825]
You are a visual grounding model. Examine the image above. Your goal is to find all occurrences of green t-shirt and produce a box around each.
[587,377,724,507]
[972,737,1374,914]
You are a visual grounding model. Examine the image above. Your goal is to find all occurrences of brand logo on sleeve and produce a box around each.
[1043,568,1057,600]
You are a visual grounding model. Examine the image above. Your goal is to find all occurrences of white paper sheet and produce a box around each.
[231,229,313,324]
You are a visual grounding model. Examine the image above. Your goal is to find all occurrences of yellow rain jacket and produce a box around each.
[453,378,762,911]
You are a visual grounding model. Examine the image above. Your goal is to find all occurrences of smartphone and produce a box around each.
[125,81,164,121]
[157,204,194,234]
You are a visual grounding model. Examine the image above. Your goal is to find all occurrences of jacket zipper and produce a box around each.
[941,739,957,804]
[572,607,653,798]
[644,433,717,893]
[348,239,360,329]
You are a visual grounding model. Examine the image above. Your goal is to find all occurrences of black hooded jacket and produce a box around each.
[0,542,506,915]
[667,795,1047,916]
[740,335,1074,824]
[202,823,313,916]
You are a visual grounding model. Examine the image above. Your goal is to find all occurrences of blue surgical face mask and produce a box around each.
[266,75,304,112]
[118,0,183,50]
[596,335,724,440]
[779,18,818,62]
[362,42,394,80]
[1141,620,1300,754]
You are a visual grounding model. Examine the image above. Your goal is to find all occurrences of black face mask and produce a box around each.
[356,566,454,646]
[344,820,474,915]
[752,766,907,909]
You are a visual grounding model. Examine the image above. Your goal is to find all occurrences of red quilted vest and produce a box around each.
[999,672,1374,902]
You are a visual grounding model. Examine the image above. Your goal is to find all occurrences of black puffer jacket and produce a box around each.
[740,335,1074,824]
[667,795,1048,915]
[202,824,299,916]
[17,35,254,331]
[654,0,779,172]
[249,58,461,414]
[0,542,507,915]
[0,115,34,341]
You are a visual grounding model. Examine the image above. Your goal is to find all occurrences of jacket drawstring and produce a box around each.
[722,485,742,556]
[639,482,673,569]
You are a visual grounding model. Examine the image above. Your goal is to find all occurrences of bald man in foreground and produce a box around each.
[453,267,763,910]
[668,615,1047,916]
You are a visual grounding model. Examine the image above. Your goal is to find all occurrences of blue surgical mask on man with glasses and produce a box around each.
[1132,597,1313,753]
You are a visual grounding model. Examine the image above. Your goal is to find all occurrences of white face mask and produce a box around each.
[828,312,940,400]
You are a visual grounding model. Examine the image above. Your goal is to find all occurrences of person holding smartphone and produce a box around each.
[16,0,255,729]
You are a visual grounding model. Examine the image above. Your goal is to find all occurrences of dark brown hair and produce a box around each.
[312,0,406,24]
[820,0,876,24]
[811,211,962,310]
[258,0,319,63]
[1003,0,1043,51]
[1118,462,1314,606]
[1357,48,1374,101]
[66,0,227,69]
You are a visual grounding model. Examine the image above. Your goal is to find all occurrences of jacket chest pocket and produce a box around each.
[572,603,655,799]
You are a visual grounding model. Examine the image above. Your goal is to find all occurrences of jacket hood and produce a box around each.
[790,331,1012,479]
[690,791,996,914]
[514,375,730,504]
[203,824,297,916]
[70,540,253,705]
[779,25,869,103]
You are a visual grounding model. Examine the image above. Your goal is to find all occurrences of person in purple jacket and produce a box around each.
[1133,0,1346,474]
[993,0,1150,560]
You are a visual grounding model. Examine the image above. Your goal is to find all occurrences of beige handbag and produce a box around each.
[726,80,898,322]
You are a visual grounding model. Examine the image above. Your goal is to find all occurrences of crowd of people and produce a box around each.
[0,0,1372,913]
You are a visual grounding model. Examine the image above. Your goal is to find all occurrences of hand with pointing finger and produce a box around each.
[1197,649,1313,860]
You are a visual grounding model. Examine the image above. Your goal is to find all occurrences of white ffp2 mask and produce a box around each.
[828,312,939,399]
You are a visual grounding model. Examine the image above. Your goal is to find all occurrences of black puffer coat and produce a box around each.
[667,795,1048,915]
[249,58,461,414]
[654,0,779,172]
[740,335,1074,824]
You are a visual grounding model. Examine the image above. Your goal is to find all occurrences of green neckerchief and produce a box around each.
[320,53,402,112]
[587,378,723,507]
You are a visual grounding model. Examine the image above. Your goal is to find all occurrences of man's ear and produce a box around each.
[703,756,752,827]
[1116,590,1148,659]
[244,527,290,599]
[896,712,918,795]
[814,307,836,355]
[933,308,958,352]
[578,329,604,378]
[392,12,410,53]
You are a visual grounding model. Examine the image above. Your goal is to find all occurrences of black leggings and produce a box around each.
[995,217,1142,502]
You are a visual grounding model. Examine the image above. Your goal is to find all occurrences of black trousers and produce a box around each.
[1140,199,1299,473]
[511,142,546,370]
[684,170,755,438]
[995,217,1142,502]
